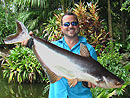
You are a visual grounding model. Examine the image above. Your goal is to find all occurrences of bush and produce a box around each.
[1,45,48,84]
[0,4,16,44]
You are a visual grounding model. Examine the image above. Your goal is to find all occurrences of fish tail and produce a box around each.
[4,21,31,44]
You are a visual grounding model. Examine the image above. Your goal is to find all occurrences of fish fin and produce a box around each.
[68,78,78,87]
[80,43,90,57]
[45,68,62,83]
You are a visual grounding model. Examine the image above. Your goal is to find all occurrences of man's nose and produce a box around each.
[69,23,73,27]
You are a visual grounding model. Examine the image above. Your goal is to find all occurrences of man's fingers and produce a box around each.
[88,82,96,88]
[88,82,92,88]
[21,39,29,46]
[21,31,33,46]
[92,84,96,88]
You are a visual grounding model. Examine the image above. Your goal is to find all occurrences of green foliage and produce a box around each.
[17,11,40,30]
[12,0,62,32]
[91,42,130,98]
[1,45,47,84]
[0,0,66,43]
[0,3,16,44]
[13,0,47,9]
[121,0,130,12]
[42,16,63,41]
[125,34,130,51]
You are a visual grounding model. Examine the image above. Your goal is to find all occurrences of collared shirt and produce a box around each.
[49,36,97,98]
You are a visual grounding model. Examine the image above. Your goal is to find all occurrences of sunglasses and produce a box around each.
[63,22,78,27]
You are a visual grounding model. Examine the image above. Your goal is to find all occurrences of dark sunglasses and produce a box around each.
[63,22,78,27]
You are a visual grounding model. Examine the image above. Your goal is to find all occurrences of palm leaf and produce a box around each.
[8,72,14,83]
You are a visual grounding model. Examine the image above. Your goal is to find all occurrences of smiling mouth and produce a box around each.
[68,29,75,33]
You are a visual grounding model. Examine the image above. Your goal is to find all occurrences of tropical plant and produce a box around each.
[0,0,61,42]
[13,0,53,31]
[59,0,74,13]
[73,1,110,55]
[1,45,48,84]
[124,34,130,52]
[121,0,130,12]
[0,1,16,44]
[42,14,63,41]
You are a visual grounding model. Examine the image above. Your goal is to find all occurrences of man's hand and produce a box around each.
[21,31,33,46]
[88,82,96,88]
[82,81,96,88]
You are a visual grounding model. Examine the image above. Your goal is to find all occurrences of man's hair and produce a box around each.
[61,12,78,25]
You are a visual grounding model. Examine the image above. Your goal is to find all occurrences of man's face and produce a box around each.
[61,15,80,38]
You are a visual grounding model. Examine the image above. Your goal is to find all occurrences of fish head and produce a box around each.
[98,76,124,88]
[4,21,31,44]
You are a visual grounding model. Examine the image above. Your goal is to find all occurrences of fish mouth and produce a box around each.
[102,76,124,88]
[115,80,124,87]
[110,80,124,88]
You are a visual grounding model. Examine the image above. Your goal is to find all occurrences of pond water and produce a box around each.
[0,65,49,98]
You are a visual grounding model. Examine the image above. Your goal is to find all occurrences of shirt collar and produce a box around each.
[78,36,87,43]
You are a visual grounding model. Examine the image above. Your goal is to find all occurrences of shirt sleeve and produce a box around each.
[90,47,97,61]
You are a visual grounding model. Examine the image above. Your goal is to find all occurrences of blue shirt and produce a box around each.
[49,36,97,98]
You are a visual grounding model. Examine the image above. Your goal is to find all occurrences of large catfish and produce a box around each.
[4,21,124,88]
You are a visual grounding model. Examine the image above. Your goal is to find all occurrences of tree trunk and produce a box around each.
[120,0,126,43]
[61,0,66,13]
[108,0,114,54]
[108,0,113,40]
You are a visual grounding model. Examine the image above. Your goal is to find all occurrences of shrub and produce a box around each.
[0,4,16,44]
[1,45,48,84]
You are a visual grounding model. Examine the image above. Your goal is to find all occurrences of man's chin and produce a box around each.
[65,34,78,38]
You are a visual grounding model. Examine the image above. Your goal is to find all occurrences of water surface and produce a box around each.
[0,65,48,98]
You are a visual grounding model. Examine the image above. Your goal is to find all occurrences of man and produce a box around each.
[22,12,97,98]
[49,12,97,98]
